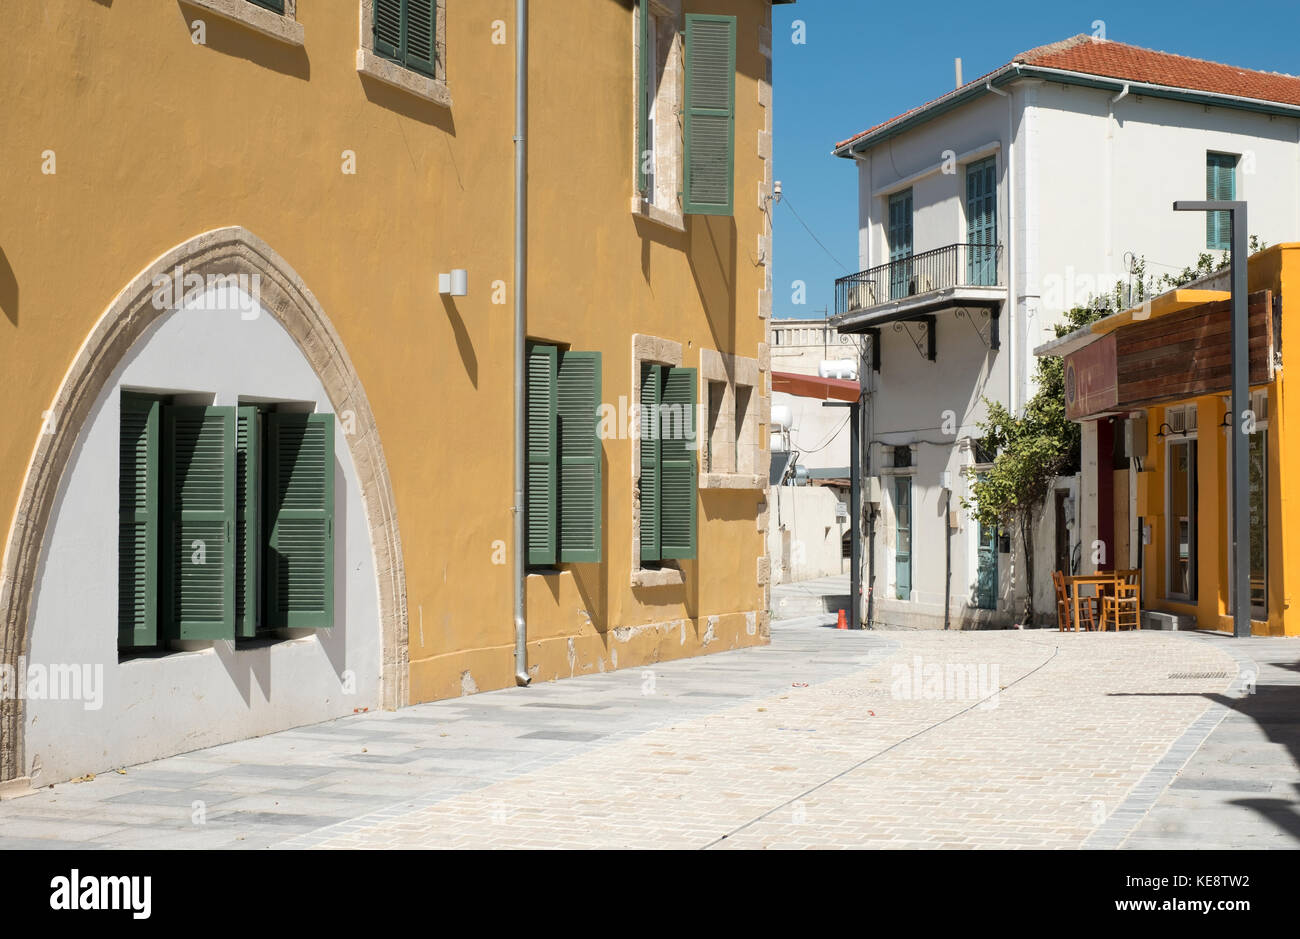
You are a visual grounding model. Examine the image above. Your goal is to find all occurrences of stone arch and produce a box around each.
[0,227,408,781]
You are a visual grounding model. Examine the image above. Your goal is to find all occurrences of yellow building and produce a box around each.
[0,0,791,787]
[1043,244,1300,636]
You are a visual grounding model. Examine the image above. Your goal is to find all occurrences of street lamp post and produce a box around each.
[1172,199,1250,639]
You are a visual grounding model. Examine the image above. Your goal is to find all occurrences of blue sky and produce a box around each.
[770,0,1300,320]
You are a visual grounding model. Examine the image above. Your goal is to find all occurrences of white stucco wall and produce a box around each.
[767,485,847,584]
[23,285,381,785]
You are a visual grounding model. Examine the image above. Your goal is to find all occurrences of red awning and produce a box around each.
[771,370,860,402]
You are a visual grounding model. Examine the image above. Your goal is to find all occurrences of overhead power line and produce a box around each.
[779,196,852,273]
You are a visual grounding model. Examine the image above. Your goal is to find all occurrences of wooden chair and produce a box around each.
[1102,571,1141,631]
[1053,571,1097,632]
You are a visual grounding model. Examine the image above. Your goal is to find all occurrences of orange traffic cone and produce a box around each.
[837,609,847,630]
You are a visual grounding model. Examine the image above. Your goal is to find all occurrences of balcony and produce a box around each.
[832,242,1007,332]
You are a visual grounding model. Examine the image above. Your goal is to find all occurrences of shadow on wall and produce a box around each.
[688,214,737,358]
[441,294,477,386]
[176,1,311,80]
[0,247,15,326]
[633,212,688,288]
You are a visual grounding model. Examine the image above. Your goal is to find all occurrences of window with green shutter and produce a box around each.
[556,351,603,563]
[526,343,559,566]
[683,14,736,216]
[235,406,262,639]
[162,406,238,641]
[247,0,286,14]
[1206,152,1237,250]
[658,367,698,559]
[526,343,604,567]
[637,0,652,197]
[265,413,335,630]
[638,364,698,563]
[639,363,663,563]
[119,397,336,652]
[374,0,439,79]
[119,394,161,649]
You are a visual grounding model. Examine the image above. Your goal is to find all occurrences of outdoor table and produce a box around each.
[1065,573,1117,632]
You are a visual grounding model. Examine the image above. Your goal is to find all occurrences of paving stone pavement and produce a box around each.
[0,615,1290,850]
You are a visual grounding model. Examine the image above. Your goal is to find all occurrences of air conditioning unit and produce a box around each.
[846,281,876,312]
[818,359,858,380]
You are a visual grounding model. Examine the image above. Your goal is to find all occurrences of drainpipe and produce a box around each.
[512,0,531,686]
[985,79,1015,413]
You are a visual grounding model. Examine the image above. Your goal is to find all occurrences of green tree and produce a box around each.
[966,304,1106,624]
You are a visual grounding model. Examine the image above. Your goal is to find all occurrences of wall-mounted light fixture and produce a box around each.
[438,269,468,297]
[1154,422,1179,438]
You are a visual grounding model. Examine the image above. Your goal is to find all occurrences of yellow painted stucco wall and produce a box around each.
[1135,244,1299,636]
[0,1,775,706]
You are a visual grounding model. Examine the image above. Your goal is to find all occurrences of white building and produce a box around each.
[766,318,856,584]
[829,35,1300,627]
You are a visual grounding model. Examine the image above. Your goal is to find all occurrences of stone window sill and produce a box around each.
[700,472,766,491]
[184,0,304,46]
[630,197,686,233]
[631,566,685,588]
[356,48,452,108]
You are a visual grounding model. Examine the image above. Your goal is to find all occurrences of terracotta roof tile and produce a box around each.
[836,36,1300,153]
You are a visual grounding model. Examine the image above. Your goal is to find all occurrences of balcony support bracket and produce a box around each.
[955,307,992,349]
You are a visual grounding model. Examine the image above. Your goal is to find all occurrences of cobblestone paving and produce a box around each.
[0,617,1279,850]
[299,628,1243,849]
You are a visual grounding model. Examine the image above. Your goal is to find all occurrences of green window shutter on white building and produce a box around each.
[1206,153,1236,250]
[683,14,736,216]
[162,406,238,640]
[265,413,335,630]
[658,366,698,559]
[235,406,261,638]
[556,350,603,563]
[119,394,161,648]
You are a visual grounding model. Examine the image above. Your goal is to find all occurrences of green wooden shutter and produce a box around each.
[1206,153,1236,250]
[526,344,559,566]
[659,366,698,559]
[163,406,237,640]
[119,394,160,649]
[637,0,651,196]
[265,413,335,629]
[235,406,260,639]
[639,363,662,562]
[374,0,403,60]
[404,0,437,77]
[557,351,603,563]
[683,14,736,216]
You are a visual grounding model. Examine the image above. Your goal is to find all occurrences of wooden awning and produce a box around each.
[1063,289,1276,419]
[771,370,861,402]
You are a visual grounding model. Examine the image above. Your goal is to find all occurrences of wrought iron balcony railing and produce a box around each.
[835,242,1003,317]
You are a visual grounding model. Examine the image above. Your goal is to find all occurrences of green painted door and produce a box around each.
[965,157,997,286]
[976,475,998,609]
[888,189,913,300]
[894,475,912,600]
